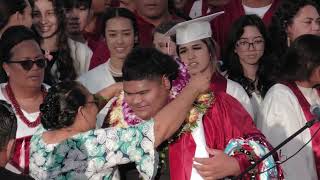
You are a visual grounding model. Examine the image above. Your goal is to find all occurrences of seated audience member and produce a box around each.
[259,34,320,180]
[223,14,277,120]
[166,13,281,179]
[269,0,320,58]
[30,0,92,85]
[0,100,34,180]
[0,0,32,83]
[29,68,211,179]
[0,26,48,174]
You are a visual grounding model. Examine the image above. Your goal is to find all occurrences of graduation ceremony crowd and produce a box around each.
[0,0,320,179]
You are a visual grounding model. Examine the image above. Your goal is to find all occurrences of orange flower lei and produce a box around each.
[169,92,215,142]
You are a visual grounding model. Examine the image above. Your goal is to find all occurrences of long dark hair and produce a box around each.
[30,0,77,85]
[269,0,320,58]
[223,14,277,97]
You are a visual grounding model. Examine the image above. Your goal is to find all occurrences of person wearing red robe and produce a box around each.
[166,13,282,180]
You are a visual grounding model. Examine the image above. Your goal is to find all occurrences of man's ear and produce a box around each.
[161,75,171,90]
[7,139,15,161]
[3,63,10,77]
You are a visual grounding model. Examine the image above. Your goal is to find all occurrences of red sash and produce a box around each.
[10,135,32,174]
[169,73,262,180]
[282,82,320,177]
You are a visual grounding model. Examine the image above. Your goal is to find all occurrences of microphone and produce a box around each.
[233,104,320,179]
[310,104,320,119]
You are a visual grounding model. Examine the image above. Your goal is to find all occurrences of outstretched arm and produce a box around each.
[153,72,211,147]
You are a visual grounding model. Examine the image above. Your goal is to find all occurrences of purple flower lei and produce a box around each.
[122,58,190,125]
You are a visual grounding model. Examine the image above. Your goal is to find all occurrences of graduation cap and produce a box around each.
[165,11,224,45]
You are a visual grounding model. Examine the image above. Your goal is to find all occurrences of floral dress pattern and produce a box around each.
[29,120,157,180]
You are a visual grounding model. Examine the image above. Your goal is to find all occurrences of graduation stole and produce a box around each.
[282,81,320,177]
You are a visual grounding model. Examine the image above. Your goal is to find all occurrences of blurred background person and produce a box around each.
[31,0,92,85]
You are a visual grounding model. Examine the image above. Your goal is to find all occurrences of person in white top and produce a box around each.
[0,26,49,174]
[30,0,92,85]
[223,14,277,121]
[78,7,138,93]
[258,34,320,180]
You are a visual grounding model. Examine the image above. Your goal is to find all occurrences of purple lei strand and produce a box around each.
[122,58,190,126]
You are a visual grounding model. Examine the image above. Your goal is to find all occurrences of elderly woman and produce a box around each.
[269,0,320,58]
[0,25,48,174]
[29,72,210,179]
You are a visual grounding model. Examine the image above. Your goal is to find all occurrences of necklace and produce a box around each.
[107,60,123,77]
[5,83,46,128]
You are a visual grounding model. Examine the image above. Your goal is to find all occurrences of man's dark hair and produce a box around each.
[123,47,179,83]
[60,0,92,10]
[0,100,17,150]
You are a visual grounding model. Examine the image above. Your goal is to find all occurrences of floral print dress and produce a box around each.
[29,120,157,180]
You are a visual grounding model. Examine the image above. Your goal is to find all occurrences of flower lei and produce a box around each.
[109,59,190,128]
[107,59,215,173]
[168,92,215,143]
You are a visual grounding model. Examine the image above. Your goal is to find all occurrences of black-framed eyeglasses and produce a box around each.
[6,58,47,71]
[236,39,265,51]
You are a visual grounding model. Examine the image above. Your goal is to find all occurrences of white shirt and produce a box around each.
[251,91,263,123]
[77,61,116,128]
[191,79,254,180]
[227,79,254,118]
[77,61,115,94]
[243,3,272,18]
[258,84,319,180]
[0,83,49,174]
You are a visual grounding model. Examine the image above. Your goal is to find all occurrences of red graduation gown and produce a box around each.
[169,73,273,180]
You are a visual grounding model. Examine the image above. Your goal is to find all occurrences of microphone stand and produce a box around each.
[232,117,319,180]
